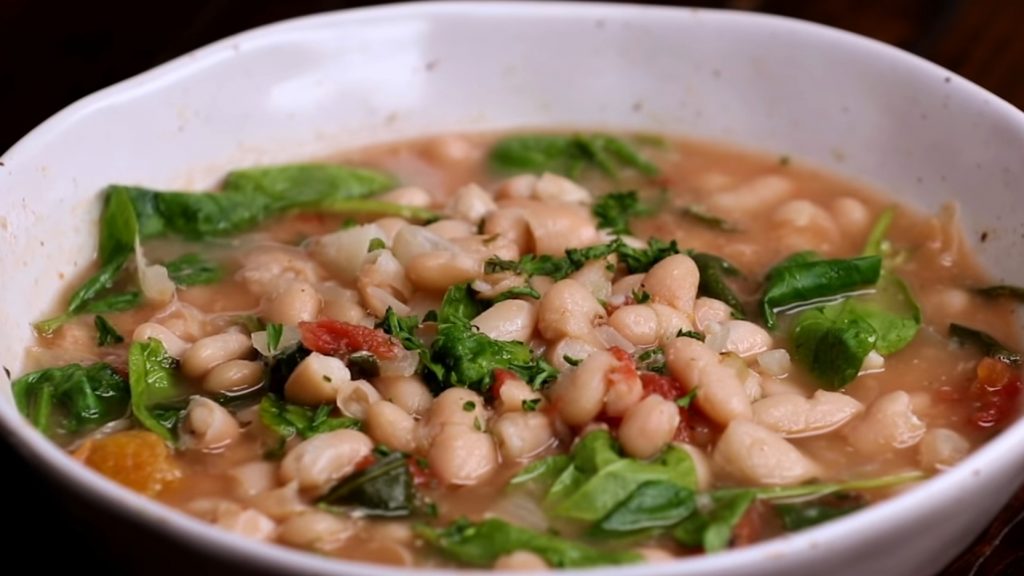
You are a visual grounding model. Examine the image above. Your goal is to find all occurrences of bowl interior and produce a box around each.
[2,3,1023,576]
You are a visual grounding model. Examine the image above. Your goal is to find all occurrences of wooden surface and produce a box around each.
[2,1,1023,574]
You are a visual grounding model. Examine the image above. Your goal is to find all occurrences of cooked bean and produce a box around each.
[203,359,264,394]
[918,428,970,471]
[537,278,606,345]
[635,547,676,563]
[406,250,481,292]
[377,186,433,208]
[719,320,773,357]
[753,390,864,438]
[449,183,498,224]
[492,411,555,461]
[619,395,681,459]
[482,208,534,255]
[713,420,820,486]
[307,223,386,283]
[608,305,659,347]
[180,396,241,450]
[373,375,433,417]
[284,352,349,406]
[494,550,550,570]
[319,283,372,326]
[665,337,752,426]
[611,273,646,298]
[391,225,458,267]
[693,297,732,331]
[427,218,477,239]
[229,461,278,499]
[498,199,599,256]
[358,249,413,299]
[471,299,537,342]
[496,174,539,200]
[279,429,374,492]
[373,216,409,243]
[250,481,309,520]
[428,387,488,433]
[132,322,190,358]
[263,281,322,325]
[236,247,322,296]
[534,172,592,204]
[364,400,417,453]
[603,367,644,418]
[756,349,792,377]
[845,391,927,456]
[189,499,278,541]
[675,443,713,491]
[569,259,614,301]
[643,254,700,314]
[650,303,694,344]
[707,174,793,215]
[181,332,253,379]
[336,379,383,421]
[831,196,871,235]
[429,425,498,485]
[548,350,614,426]
[495,377,543,414]
[545,337,600,371]
[278,511,356,551]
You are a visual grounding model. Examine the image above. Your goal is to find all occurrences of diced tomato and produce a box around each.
[353,453,377,472]
[970,357,1023,429]
[299,319,401,360]
[673,407,716,448]
[731,501,765,547]
[408,456,434,488]
[639,372,686,400]
[491,368,521,399]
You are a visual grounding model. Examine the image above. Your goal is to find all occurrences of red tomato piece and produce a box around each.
[491,368,520,399]
[299,319,401,360]
[639,372,686,400]
[971,357,1023,429]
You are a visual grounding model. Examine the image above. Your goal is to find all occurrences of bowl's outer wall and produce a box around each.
[2,3,1023,576]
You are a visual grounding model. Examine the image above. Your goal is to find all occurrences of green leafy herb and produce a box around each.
[127,339,188,442]
[563,355,583,367]
[591,481,696,538]
[676,388,698,408]
[263,344,311,395]
[489,134,658,180]
[950,323,1022,365]
[492,285,541,303]
[673,491,755,552]
[259,393,360,444]
[462,401,476,412]
[761,255,882,328]
[416,518,641,568]
[973,284,1024,303]
[164,253,223,286]
[680,205,739,232]
[12,362,130,441]
[367,237,387,253]
[510,455,572,486]
[636,347,665,374]
[265,323,284,355]
[522,398,542,412]
[791,302,879,389]
[319,452,413,517]
[631,289,652,304]
[691,252,746,318]
[775,493,864,531]
[593,191,651,235]
[94,315,124,347]
[485,237,681,281]
[677,330,704,341]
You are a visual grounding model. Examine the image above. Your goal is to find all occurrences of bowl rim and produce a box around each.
[2,2,1024,575]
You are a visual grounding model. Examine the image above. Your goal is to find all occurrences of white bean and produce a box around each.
[619,395,681,459]
[336,379,383,421]
[537,278,606,345]
[406,250,481,292]
[753,390,864,438]
[181,332,253,379]
[180,396,241,450]
[202,359,264,394]
[229,461,278,499]
[495,378,543,414]
[278,511,356,551]
[377,186,433,208]
[650,303,695,344]
[284,352,349,406]
[603,365,644,418]
[427,218,477,240]
[535,172,592,204]
[545,337,600,372]
[707,174,793,215]
[494,550,550,570]
[845,391,927,456]
[665,337,752,426]
[498,199,599,256]
[918,428,970,471]
[472,299,537,342]
[364,400,418,453]
[482,208,533,255]
[428,387,488,433]
[611,273,645,298]
[713,420,820,486]
[492,411,555,461]
[429,425,498,485]
[830,196,871,236]
[756,349,792,377]
[608,305,659,347]
[263,281,322,325]
[319,283,372,326]
[250,481,309,520]
[643,254,700,314]
[132,323,190,358]
[280,429,374,492]
[307,224,386,283]
[693,297,733,331]
[373,375,433,417]
[449,183,498,224]
[548,350,614,426]
[720,320,773,357]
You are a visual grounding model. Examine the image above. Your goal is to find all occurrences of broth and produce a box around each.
[16,132,1022,569]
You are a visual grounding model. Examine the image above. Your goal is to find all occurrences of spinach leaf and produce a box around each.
[489,134,658,180]
[12,362,130,440]
[94,315,124,346]
[259,393,360,442]
[265,323,284,355]
[34,254,134,335]
[319,452,412,517]
[509,455,572,486]
[615,238,682,273]
[691,252,746,318]
[775,493,863,531]
[974,284,1024,303]
[492,285,541,303]
[164,253,223,286]
[437,283,483,324]
[81,290,142,314]
[416,518,641,568]
[673,491,755,552]
[950,323,1022,365]
[760,255,882,328]
[591,480,696,537]
[849,276,920,355]
[636,347,666,374]
[485,237,681,281]
[862,207,895,257]
[127,338,188,442]
[592,191,651,235]
[98,186,141,265]
[791,302,878,389]
[680,205,739,232]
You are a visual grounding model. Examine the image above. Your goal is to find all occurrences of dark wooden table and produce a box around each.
[2,1,1023,574]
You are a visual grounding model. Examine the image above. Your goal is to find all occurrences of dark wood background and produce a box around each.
[2,1,1023,574]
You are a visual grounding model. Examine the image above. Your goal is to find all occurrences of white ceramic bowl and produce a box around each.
[2,2,1023,575]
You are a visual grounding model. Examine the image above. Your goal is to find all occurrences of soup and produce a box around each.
[14,132,1022,569]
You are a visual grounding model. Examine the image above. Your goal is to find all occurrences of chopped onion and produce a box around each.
[135,240,175,304]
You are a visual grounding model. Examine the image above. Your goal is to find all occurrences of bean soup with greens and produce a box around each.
[15,132,1023,569]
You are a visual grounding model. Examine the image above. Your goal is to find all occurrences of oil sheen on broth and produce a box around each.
[15,132,1023,569]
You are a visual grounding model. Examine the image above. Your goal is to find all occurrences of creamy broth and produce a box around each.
[18,133,1022,569]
